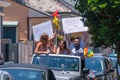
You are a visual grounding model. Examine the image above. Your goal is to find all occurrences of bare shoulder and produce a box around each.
[37,42,42,45]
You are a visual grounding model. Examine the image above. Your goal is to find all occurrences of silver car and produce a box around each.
[32,54,89,80]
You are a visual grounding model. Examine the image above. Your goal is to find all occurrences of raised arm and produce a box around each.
[49,29,57,40]
[47,45,57,54]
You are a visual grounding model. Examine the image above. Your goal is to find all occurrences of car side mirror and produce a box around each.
[112,66,117,68]
[109,68,114,72]
[82,68,89,76]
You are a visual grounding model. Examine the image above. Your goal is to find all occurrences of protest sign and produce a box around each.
[62,17,88,34]
[33,21,53,41]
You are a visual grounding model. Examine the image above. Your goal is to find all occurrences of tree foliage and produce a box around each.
[75,0,120,49]
[75,0,120,77]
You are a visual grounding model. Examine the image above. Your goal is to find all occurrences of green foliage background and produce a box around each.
[75,0,120,77]
[75,0,120,48]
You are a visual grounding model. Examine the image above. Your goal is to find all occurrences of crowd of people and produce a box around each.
[35,30,84,56]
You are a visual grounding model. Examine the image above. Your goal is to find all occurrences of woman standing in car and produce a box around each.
[35,33,49,54]
[57,40,71,55]
[47,39,57,54]
[35,29,57,54]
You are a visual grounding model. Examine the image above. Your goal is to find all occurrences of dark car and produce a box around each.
[0,63,56,80]
[108,55,118,79]
[108,54,117,68]
[118,65,120,75]
[32,54,89,80]
[85,56,115,80]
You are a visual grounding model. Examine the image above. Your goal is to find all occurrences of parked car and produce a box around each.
[32,54,89,80]
[0,70,12,80]
[85,56,115,80]
[118,65,120,75]
[0,63,56,80]
[108,54,118,80]
[108,54,117,68]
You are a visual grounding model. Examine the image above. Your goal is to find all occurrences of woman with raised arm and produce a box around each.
[35,29,57,54]
[35,33,49,54]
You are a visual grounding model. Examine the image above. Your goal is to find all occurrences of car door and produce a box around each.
[105,58,115,80]
[104,59,113,80]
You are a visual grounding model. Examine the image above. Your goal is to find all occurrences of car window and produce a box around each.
[110,58,117,67]
[104,59,110,69]
[2,69,46,80]
[85,58,103,72]
[33,56,79,72]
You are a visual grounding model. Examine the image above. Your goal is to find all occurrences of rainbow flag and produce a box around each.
[84,48,94,58]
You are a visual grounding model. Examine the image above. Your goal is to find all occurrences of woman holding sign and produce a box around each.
[35,33,49,54]
[35,29,57,54]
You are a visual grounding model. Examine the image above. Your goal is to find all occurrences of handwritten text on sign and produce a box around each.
[62,17,88,34]
[33,21,53,41]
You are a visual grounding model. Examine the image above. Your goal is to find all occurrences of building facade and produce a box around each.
[3,0,50,43]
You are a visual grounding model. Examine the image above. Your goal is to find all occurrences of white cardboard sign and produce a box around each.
[33,21,53,41]
[62,17,88,34]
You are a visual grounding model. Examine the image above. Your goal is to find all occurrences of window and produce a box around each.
[33,56,79,72]
[2,69,46,80]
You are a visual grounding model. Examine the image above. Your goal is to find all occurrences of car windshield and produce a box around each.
[33,56,79,72]
[2,69,46,80]
[85,58,103,72]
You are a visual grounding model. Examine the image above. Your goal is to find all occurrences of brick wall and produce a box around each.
[3,0,29,41]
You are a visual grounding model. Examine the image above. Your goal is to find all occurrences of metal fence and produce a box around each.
[1,40,34,63]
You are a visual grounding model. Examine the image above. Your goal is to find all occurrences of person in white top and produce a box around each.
[71,38,84,56]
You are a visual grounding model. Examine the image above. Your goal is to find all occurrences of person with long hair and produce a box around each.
[35,33,49,54]
[47,39,57,54]
[35,29,57,54]
[57,40,71,55]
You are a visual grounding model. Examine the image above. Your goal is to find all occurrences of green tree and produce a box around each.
[75,0,120,77]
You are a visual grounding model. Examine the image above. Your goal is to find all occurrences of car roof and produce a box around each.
[108,54,117,57]
[0,64,56,80]
[0,63,50,71]
[86,56,105,60]
[34,54,81,59]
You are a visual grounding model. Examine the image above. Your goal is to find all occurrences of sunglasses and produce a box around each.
[42,38,48,41]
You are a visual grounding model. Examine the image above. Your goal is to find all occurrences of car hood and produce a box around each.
[52,70,80,80]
